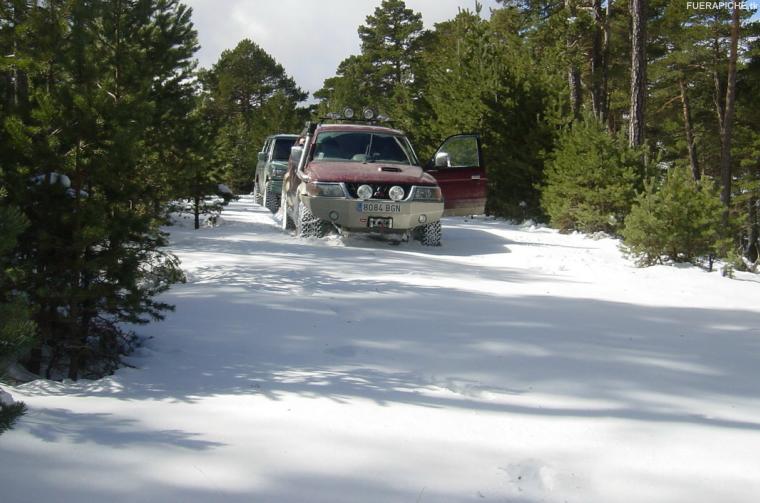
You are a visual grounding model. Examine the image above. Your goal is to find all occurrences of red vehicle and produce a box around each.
[428,134,487,217]
[280,110,486,246]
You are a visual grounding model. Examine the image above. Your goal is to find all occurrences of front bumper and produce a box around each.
[302,195,443,232]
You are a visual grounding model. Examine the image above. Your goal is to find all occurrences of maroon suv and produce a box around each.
[280,113,486,246]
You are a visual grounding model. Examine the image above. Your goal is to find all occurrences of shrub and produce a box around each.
[541,117,646,234]
[622,167,725,266]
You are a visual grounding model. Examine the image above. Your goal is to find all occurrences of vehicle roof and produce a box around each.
[267,133,299,140]
[315,123,405,136]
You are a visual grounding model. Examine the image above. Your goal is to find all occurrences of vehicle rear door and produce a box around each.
[255,139,271,184]
[426,134,486,216]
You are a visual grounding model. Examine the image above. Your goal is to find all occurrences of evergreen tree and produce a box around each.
[201,39,306,192]
[734,36,760,264]
[314,0,428,133]
[357,0,425,102]
[0,176,34,432]
[622,166,725,265]
[421,7,556,219]
[541,116,647,233]
[0,186,35,374]
[313,55,374,114]
[0,0,196,379]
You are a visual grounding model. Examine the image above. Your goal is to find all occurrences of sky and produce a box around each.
[183,0,501,98]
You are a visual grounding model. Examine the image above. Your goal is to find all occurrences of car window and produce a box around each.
[272,138,296,161]
[437,136,479,168]
[313,132,414,165]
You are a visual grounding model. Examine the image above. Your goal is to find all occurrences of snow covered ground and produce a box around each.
[3,195,760,502]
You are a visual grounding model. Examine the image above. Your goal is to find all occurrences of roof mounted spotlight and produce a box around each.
[376,114,391,123]
[326,112,341,120]
[343,107,355,119]
[362,107,375,120]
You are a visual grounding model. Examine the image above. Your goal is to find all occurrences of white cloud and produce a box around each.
[184,0,500,97]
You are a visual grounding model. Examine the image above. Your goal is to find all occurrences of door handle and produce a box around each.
[471,175,481,180]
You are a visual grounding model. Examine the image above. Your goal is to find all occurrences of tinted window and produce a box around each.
[313,132,414,165]
[272,138,297,161]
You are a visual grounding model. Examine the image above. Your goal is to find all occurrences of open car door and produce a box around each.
[426,134,486,216]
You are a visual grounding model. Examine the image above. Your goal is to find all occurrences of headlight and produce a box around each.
[305,182,345,198]
[388,185,405,201]
[356,184,373,200]
[412,186,442,201]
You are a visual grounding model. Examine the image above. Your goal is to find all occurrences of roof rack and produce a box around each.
[318,107,394,126]
[317,117,396,127]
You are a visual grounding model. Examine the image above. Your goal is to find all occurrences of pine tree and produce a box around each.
[201,39,306,192]
[0,181,34,433]
[313,55,374,114]
[623,166,725,265]
[734,36,760,264]
[314,0,428,132]
[357,0,425,98]
[541,116,646,233]
[0,0,196,379]
[0,186,35,373]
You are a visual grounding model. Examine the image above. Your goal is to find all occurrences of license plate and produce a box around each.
[368,217,393,229]
[358,201,402,213]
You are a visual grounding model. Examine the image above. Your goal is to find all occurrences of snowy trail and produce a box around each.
[3,195,760,502]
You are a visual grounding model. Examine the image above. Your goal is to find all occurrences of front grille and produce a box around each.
[346,183,413,200]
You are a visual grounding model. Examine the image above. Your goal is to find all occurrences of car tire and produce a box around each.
[253,180,263,205]
[264,181,281,214]
[415,220,442,247]
[297,201,328,238]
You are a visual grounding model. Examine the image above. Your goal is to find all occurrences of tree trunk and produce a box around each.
[591,0,605,122]
[746,195,759,263]
[679,77,700,181]
[628,0,646,147]
[566,0,582,120]
[603,0,612,131]
[712,34,725,135]
[719,4,740,212]
[194,194,200,230]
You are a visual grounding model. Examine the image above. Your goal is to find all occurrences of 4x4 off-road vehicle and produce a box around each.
[253,134,298,213]
[280,108,486,246]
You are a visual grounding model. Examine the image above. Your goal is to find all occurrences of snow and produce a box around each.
[169,211,225,229]
[2,194,760,502]
[30,172,71,188]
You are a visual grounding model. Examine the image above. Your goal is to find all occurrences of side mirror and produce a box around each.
[290,145,303,163]
[257,152,267,162]
[434,152,450,168]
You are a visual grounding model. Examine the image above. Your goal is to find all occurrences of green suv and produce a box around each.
[253,134,298,213]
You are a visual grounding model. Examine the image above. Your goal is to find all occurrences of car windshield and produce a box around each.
[272,138,297,161]
[312,132,417,165]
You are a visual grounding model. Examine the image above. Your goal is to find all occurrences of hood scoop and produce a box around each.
[379,166,402,173]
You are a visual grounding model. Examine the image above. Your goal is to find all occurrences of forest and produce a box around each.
[0,0,758,393]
